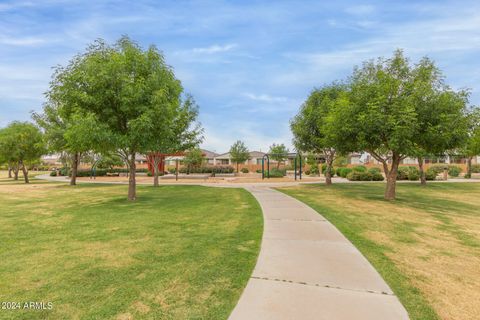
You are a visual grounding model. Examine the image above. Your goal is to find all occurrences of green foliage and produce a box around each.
[0,122,46,176]
[337,167,353,178]
[352,165,367,173]
[96,153,124,169]
[333,156,348,167]
[306,156,320,175]
[470,164,480,173]
[240,168,249,173]
[425,168,438,180]
[448,166,462,177]
[368,167,381,174]
[229,141,249,171]
[268,143,289,167]
[346,171,384,181]
[183,148,204,171]
[266,168,286,178]
[50,171,57,177]
[321,163,335,176]
[179,166,234,174]
[397,167,420,181]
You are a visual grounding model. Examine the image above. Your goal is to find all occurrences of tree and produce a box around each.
[269,143,289,168]
[144,95,203,187]
[291,83,348,185]
[410,57,469,185]
[0,122,45,183]
[229,140,249,172]
[33,95,110,186]
[333,50,467,199]
[183,148,204,174]
[40,37,201,199]
[463,108,480,177]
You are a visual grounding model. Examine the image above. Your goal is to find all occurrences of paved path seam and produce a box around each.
[228,186,410,320]
[250,276,395,295]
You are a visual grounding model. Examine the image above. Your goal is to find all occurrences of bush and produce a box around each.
[448,165,461,177]
[425,168,437,180]
[168,167,177,174]
[304,170,311,175]
[309,165,320,175]
[266,168,286,178]
[321,164,336,176]
[471,164,480,173]
[368,167,381,174]
[240,168,249,173]
[59,167,69,176]
[352,165,367,172]
[50,171,57,177]
[336,167,353,178]
[346,171,384,181]
[256,169,262,173]
[179,165,234,174]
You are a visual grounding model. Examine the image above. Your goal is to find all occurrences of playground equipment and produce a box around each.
[261,153,303,180]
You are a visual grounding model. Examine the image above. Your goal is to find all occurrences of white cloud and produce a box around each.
[0,36,47,46]
[244,93,287,103]
[191,44,237,54]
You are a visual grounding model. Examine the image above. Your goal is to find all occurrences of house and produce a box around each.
[214,151,266,165]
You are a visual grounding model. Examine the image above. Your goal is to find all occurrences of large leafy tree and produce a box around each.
[268,143,289,169]
[183,148,204,174]
[291,84,348,185]
[144,95,203,187]
[410,57,469,184]
[229,140,249,172]
[332,51,416,199]
[47,37,201,200]
[0,122,45,183]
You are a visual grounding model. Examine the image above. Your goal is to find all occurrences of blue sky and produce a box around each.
[1,0,479,152]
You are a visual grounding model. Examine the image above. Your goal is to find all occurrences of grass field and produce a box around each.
[278,182,480,320]
[0,173,263,320]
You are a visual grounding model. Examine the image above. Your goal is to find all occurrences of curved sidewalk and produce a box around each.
[229,186,409,320]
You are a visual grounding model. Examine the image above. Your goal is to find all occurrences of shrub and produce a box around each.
[179,165,234,174]
[50,171,57,177]
[240,168,249,173]
[464,173,471,179]
[59,167,69,176]
[336,167,353,178]
[352,165,367,172]
[471,164,480,173]
[304,170,311,175]
[429,165,447,175]
[448,165,461,177]
[425,168,437,180]
[168,167,176,174]
[256,169,262,173]
[371,172,385,181]
[266,168,286,178]
[347,171,384,181]
[309,165,320,175]
[321,164,336,176]
[368,167,381,174]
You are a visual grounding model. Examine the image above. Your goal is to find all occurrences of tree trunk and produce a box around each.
[384,155,400,200]
[418,157,426,185]
[8,165,12,178]
[20,161,29,183]
[70,152,79,186]
[325,159,333,186]
[13,164,19,180]
[236,162,239,173]
[467,157,473,177]
[153,158,159,187]
[128,153,137,201]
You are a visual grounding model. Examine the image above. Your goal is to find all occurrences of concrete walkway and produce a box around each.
[229,187,409,320]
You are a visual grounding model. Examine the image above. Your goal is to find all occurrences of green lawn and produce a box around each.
[278,182,480,320]
[0,175,262,320]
